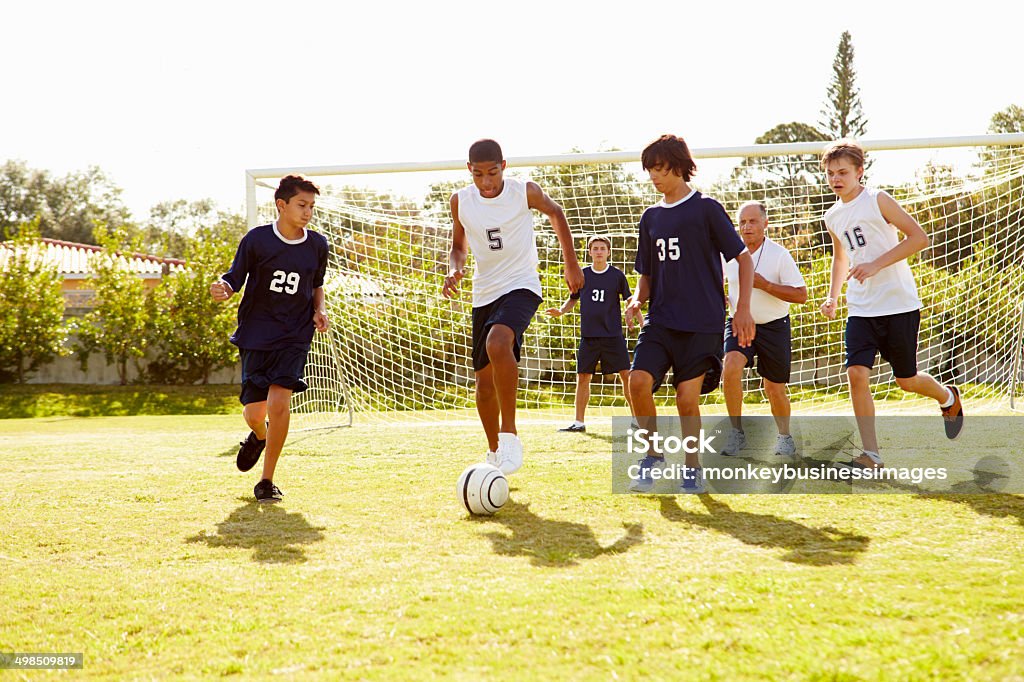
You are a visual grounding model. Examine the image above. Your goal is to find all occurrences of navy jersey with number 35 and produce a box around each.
[221,222,329,351]
[635,191,745,333]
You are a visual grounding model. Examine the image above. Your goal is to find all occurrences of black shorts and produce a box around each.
[631,323,723,394]
[845,310,920,379]
[239,346,310,405]
[724,315,792,384]
[577,336,630,375]
[471,289,543,372]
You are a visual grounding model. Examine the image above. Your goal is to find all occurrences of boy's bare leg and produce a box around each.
[675,375,704,469]
[485,324,520,435]
[474,365,499,453]
[847,366,880,465]
[262,384,293,481]
[574,373,593,424]
[617,370,635,417]
[243,401,268,439]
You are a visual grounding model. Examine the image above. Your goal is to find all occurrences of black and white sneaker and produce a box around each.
[254,479,282,503]
[558,423,586,433]
[236,431,266,472]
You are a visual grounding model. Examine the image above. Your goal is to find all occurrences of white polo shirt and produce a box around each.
[724,237,805,325]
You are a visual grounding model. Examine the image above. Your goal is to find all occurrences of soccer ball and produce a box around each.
[456,463,509,515]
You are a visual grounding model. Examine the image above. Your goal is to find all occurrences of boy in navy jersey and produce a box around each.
[820,140,963,469]
[443,139,584,474]
[625,134,755,494]
[210,175,330,503]
[546,235,635,432]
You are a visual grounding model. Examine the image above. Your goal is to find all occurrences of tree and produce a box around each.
[717,123,833,251]
[70,226,152,384]
[988,104,1024,134]
[0,161,132,244]
[0,220,68,383]
[820,31,868,140]
[145,217,242,384]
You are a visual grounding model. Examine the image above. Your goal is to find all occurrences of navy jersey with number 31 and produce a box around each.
[570,265,631,337]
[221,222,329,351]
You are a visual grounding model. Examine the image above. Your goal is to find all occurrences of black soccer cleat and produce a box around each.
[558,423,586,433]
[236,431,267,472]
[254,479,282,503]
[941,385,964,440]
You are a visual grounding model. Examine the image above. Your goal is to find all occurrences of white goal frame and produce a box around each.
[244,133,1024,425]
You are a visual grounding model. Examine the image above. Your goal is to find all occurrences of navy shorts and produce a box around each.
[631,323,723,394]
[577,336,630,375]
[239,346,310,405]
[845,310,920,379]
[724,315,793,384]
[471,289,543,372]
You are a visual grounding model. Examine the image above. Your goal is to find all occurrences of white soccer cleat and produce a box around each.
[485,450,498,466]
[774,434,797,458]
[496,433,524,475]
[721,428,747,456]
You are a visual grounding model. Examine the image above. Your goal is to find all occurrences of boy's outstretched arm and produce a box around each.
[442,194,468,299]
[732,251,755,347]
[821,229,847,319]
[526,181,583,294]
[545,297,579,317]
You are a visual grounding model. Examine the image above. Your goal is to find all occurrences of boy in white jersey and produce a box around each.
[721,201,807,458]
[442,139,584,474]
[819,140,964,469]
[546,235,635,432]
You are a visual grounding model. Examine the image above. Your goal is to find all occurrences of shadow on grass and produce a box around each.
[931,494,1024,527]
[186,498,326,564]
[472,500,643,567]
[658,496,869,566]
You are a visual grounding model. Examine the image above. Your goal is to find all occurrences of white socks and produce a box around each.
[940,387,956,409]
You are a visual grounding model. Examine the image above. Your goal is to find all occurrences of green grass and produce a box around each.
[0,384,239,419]
[3,415,1023,679]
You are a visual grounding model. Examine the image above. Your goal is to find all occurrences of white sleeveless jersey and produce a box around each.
[825,186,921,317]
[457,177,542,307]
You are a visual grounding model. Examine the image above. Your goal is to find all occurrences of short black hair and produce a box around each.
[275,175,320,203]
[468,139,503,164]
[641,134,697,181]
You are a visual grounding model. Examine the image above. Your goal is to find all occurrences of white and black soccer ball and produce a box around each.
[456,463,509,515]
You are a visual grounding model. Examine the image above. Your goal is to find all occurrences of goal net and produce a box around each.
[248,135,1024,427]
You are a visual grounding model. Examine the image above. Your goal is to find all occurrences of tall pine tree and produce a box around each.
[820,31,868,140]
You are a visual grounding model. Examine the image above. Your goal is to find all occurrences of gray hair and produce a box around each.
[737,201,768,221]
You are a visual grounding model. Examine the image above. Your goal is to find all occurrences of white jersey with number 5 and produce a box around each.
[825,186,921,317]
[457,176,542,307]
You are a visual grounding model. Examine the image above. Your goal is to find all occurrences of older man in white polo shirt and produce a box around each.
[721,201,807,457]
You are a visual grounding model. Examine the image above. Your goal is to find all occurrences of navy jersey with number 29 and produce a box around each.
[221,222,329,351]
[635,191,745,333]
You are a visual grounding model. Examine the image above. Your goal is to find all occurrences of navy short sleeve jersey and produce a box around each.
[634,191,745,333]
[220,223,329,351]
[570,265,631,337]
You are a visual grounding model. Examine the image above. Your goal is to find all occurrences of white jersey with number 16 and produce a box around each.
[825,186,921,317]
[457,177,542,307]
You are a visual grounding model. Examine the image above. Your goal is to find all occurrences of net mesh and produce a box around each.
[253,142,1024,426]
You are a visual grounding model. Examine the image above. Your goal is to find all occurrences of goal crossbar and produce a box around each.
[245,133,1024,226]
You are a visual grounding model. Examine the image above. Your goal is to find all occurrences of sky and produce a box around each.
[2,0,1022,222]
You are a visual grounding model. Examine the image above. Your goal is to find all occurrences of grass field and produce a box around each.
[3,413,1024,680]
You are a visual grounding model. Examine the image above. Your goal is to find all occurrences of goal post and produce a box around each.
[246,133,1024,427]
